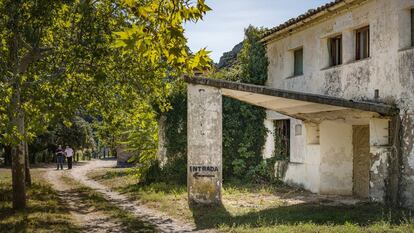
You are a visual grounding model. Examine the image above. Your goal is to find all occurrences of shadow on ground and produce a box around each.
[86,165,414,231]
[189,201,412,230]
[0,182,83,233]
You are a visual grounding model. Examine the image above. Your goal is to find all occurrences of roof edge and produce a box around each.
[261,0,364,43]
[184,77,399,116]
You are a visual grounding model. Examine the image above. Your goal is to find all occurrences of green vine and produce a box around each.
[144,26,272,184]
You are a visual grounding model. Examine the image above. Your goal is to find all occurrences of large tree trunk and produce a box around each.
[10,97,27,209]
[24,141,31,186]
[4,146,11,166]
[8,0,26,210]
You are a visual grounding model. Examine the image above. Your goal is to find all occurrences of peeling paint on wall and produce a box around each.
[265,0,414,209]
[369,147,390,203]
[324,69,342,97]
[401,112,414,208]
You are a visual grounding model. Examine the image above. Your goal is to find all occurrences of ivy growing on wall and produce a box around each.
[217,26,270,182]
[146,26,272,184]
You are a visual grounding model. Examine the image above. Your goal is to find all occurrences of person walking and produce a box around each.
[65,145,74,169]
[56,145,65,170]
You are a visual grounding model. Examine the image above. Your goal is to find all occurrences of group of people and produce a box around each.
[55,145,74,170]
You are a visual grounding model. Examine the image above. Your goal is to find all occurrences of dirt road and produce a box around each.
[45,159,197,233]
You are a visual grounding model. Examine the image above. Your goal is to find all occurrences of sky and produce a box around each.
[184,0,333,62]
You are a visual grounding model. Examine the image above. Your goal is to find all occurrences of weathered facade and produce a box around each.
[261,0,414,208]
[186,0,414,209]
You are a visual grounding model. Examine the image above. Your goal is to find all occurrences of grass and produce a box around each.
[88,167,414,233]
[0,168,82,233]
[59,174,156,232]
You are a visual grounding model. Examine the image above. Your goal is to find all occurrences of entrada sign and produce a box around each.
[189,165,219,172]
[189,165,218,179]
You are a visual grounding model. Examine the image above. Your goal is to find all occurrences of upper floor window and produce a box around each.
[293,48,303,76]
[329,35,342,66]
[356,26,370,60]
[411,9,414,46]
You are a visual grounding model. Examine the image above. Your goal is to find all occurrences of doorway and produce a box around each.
[352,125,370,198]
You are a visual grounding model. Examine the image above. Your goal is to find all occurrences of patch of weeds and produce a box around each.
[0,169,82,233]
[87,168,414,233]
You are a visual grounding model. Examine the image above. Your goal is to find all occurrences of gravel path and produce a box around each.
[46,159,198,233]
[45,167,126,233]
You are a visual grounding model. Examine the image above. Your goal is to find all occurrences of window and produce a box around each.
[411,9,414,46]
[356,26,370,60]
[329,35,342,66]
[293,48,303,76]
[274,120,290,160]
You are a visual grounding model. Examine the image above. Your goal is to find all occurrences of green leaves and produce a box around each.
[213,25,270,182]
[114,0,212,75]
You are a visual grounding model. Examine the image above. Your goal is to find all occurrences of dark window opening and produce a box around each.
[356,26,370,60]
[411,9,414,46]
[294,48,303,76]
[329,35,342,66]
[274,120,290,160]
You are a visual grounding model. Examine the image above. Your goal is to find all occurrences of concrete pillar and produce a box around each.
[187,84,222,204]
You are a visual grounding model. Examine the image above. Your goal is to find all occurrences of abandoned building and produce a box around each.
[185,0,414,210]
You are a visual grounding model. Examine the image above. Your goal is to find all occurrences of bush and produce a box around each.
[140,156,187,185]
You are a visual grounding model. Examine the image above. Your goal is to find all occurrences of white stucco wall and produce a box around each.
[290,118,306,163]
[319,121,353,195]
[264,111,321,193]
[266,0,414,102]
[263,119,275,159]
[265,0,414,208]
[283,143,321,193]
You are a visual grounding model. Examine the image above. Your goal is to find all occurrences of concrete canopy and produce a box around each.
[184,77,398,118]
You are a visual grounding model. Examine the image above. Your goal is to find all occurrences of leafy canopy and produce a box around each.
[0,0,212,149]
[113,0,212,75]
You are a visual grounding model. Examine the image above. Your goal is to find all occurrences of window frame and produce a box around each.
[329,35,342,67]
[355,26,370,60]
[411,9,414,47]
[293,48,304,76]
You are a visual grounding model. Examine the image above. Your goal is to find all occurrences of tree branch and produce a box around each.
[23,67,66,87]
[18,36,32,51]
[18,47,53,74]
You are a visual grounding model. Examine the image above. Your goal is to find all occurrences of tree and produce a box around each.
[0,0,63,209]
[0,0,211,209]
[55,117,96,151]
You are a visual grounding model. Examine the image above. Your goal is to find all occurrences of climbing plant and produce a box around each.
[150,25,272,184]
[219,26,270,182]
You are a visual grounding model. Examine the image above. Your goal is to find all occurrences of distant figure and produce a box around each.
[65,146,74,170]
[56,145,65,170]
